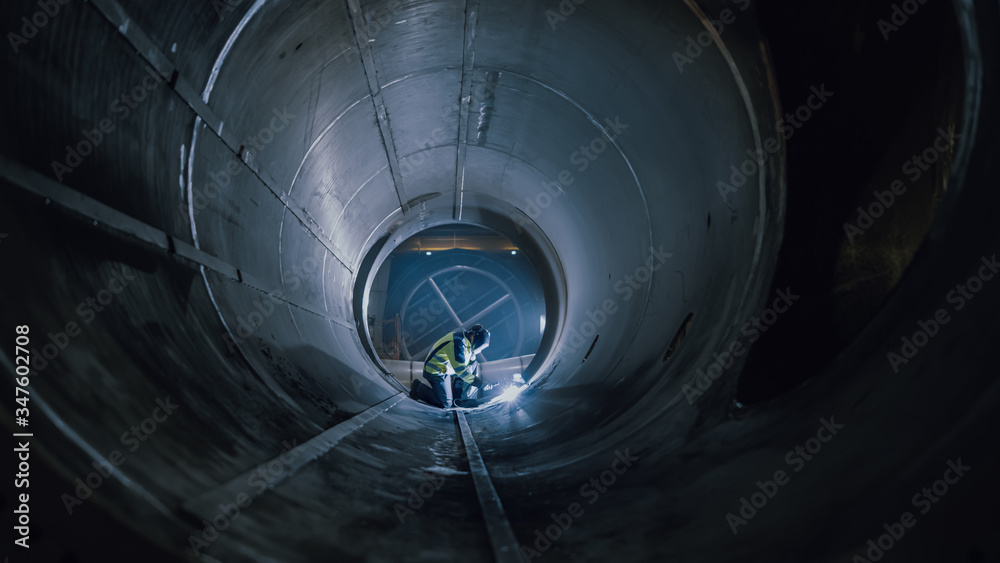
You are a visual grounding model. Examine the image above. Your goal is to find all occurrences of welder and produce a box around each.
[410,324,491,408]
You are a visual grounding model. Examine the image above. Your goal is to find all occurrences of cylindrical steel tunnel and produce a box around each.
[1,0,999,561]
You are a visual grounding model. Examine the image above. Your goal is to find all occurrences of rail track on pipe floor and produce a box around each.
[179,393,526,563]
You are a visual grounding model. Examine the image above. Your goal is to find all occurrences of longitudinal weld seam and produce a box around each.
[456,412,525,563]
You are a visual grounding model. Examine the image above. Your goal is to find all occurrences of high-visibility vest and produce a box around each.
[423,331,476,384]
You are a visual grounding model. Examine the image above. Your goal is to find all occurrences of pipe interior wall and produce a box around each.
[1,0,998,561]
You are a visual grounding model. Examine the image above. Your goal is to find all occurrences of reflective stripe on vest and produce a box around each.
[424,332,473,382]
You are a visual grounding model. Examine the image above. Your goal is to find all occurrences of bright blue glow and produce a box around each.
[497,385,524,402]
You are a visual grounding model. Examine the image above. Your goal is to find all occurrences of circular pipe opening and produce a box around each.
[361,223,548,401]
[353,197,569,391]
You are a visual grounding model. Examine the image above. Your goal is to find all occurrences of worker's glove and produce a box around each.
[471,375,484,388]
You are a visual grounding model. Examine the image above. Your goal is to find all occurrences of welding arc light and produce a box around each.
[497,385,524,402]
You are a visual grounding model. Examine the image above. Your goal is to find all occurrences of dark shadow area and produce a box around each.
[738,0,964,403]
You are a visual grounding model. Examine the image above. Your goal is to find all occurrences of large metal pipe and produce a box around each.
[1,0,997,561]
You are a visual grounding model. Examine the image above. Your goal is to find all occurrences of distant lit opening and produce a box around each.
[367,224,546,405]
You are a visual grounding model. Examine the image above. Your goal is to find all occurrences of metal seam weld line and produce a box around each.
[86,0,355,273]
[346,0,410,213]
[454,0,480,220]
[0,153,352,329]
[182,394,405,518]
[457,411,525,563]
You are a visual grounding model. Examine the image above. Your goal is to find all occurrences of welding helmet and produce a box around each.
[466,324,490,354]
